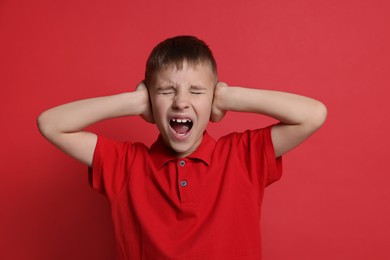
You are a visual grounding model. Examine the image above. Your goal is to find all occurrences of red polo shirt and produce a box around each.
[89,126,282,260]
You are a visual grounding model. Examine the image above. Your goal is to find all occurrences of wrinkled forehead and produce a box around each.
[150,61,217,88]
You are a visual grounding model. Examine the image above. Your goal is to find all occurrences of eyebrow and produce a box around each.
[190,85,207,90]
[156,85,207,90]
[156,85,175,91]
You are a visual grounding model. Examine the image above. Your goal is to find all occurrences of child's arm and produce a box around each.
[211,82,327,158]
[37,83,153,166]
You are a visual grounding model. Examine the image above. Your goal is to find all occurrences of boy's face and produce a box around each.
[149,62,216,157]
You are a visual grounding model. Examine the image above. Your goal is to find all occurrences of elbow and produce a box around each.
[36,110,55,139]
[36,111,48,136]
[309,100,328,131]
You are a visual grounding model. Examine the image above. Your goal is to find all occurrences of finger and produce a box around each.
[136,81,147,91]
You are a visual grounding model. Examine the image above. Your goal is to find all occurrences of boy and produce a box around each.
[37,35,327,259]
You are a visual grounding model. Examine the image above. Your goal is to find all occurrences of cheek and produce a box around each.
[151,98,170,121]
[195,99,213,118]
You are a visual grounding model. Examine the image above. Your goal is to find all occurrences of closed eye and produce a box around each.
[159,91,174,95]
[157,86,175,95]
[190,85,206,95]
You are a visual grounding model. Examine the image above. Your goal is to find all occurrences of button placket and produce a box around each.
[177,159,193,206]
[178,159,187,188]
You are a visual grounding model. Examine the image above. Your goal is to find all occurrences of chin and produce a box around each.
[171,145,191,157]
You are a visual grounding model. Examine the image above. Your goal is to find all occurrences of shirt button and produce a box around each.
[180,180,188,187]
[179,160,186,167]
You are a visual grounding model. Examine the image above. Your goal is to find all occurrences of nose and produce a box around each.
[172,92,190,110]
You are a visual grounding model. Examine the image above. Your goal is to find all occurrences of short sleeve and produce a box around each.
[88,135,136,199]
[228,125,283,189]
[259,125,283,186]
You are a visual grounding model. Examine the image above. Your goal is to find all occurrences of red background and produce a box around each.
[1,0,389,259]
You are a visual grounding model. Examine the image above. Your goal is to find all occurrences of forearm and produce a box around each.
[218,86,326,127]
[38,91,146,136]
[213,84,327,157]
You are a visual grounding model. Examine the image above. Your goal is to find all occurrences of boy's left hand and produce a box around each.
[210,82,228,122]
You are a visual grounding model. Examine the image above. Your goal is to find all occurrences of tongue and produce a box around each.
[172,122,190,135]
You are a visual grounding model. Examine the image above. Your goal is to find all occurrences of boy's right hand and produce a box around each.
[136,82,155,124]
[38,82,157,167]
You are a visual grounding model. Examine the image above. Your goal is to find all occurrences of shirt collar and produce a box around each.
[149,132,216,169]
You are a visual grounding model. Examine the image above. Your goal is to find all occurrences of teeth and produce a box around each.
[171,119,192,123]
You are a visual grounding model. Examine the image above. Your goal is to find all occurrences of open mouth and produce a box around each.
[170,118,193,136]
